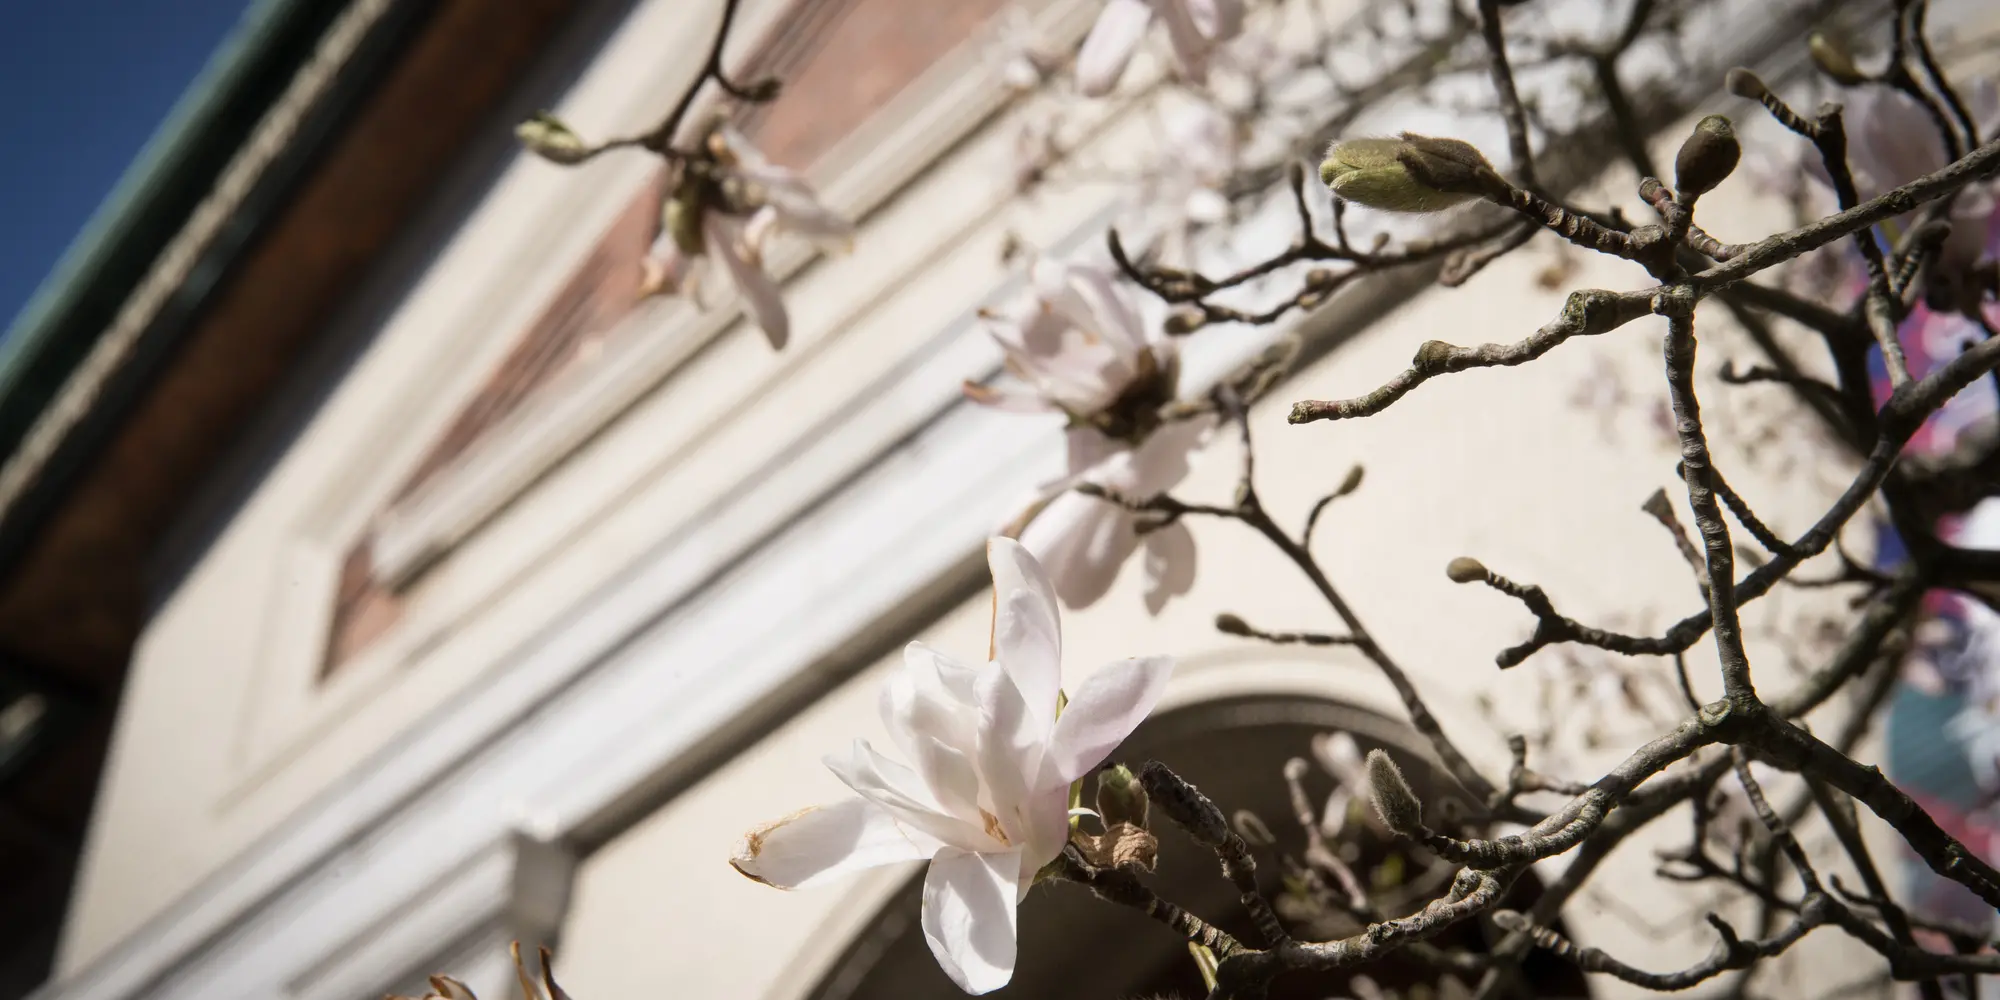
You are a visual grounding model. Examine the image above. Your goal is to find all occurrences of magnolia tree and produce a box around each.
[405,0,2000,997]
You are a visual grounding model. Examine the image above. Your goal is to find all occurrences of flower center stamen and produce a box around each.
[980,809,1012,846]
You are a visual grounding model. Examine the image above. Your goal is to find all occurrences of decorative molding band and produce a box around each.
[363,0,1093,591]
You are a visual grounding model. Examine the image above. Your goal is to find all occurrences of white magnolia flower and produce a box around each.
[1017,414,1212,613]
[966,257,1210,613]
[1139,101,1240,261]
[1006,116,1063,193]
[731,538,1174,994]
[1310,731,1369,836]
[965,257,1174,422]
[1166,101,1238,222]
[1076,0,1246,98]
[1804,79,1999,270]
[639,126,854,350]
[992,5,1062,92]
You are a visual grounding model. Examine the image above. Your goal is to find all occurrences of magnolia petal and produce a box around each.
[638,231,690,298]
[1193,0,1245,40]
[1018,492,1139,610]
[713,124,771,170]
[1153,0,1215,84]
[1001,55,1044,91]
[906,640,982,706]
[1043,655,1174,785]
[1075,0,1153,97]
[708,214,791,349]
[825,739,979,848]
[1321,787,1354,837]
[986,538,1064,722]
[921,848,1023,994]
[975,660,1045,850]
[536,947,574,1000]
[1184,186,1233,225]
[963,379,1057,413]
[1030,258,1141,363]
[885,643,981,756]
[1013,784,1074,899]
[986,286,1068,355]
[1117,414,1213,495]
[730,799,938,890]
[913,733,984,821]
[881,655,984,820]
[1065,426,1123,479]
[1141,518,1196,615]
[1312,731,1368,789]
[752,170,856,250]
[1059,260,1148,359]
[410,977,477,1000]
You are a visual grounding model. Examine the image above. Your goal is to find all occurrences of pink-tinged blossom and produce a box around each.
[731,539,1174,994]
[1017,415,1211,613]
[638,126,854,350]
[965,257,1174,421]
[992,6,1062,92]
[1804,79,1999,272]
[1076,0,1246,97]
[966,257,1209,613]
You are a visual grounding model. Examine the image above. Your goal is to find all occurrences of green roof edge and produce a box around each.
[0,0,345,461]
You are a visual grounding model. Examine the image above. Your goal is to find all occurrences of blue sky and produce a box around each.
[0,0,254,333]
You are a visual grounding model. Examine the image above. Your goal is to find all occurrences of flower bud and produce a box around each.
[1807,32,1868,86]
[1214,612,1252,636]
[662,187,707,256]
[1365,749,1424,837]
[741,76,784,101]
[1724,68,1769,101]
[1335,464,1365,497]
[1164,307,1208,335]
[1319,136,1486,214]
[1673,115,1740,198]
[1139,760,1230,847]
[1095,764,1150,828]
[515,112,590,165]
[1445,557,1488,583]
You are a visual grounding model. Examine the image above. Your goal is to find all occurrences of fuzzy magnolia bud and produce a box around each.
[1807,32,1869,86]
[1365,749,1424,837]
[1445,556,1488,583]
[1335,464,1366,497]
[1138,760,1230,847]
[1096,764,1149,828]
[1673,115,1740,198]
[662,184,707,256]
[516,112,590,165]
[1214,612,1252,636]
[1319,135,1489,214]
[1164,307,1208,335]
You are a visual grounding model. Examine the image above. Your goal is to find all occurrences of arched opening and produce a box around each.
[804,694,1591,1000]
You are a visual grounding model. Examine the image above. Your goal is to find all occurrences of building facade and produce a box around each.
[8,0,1998,998]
